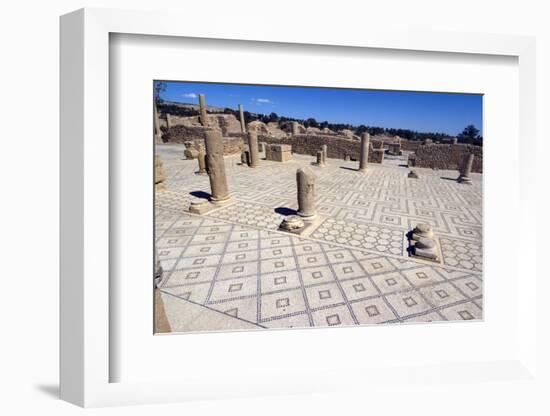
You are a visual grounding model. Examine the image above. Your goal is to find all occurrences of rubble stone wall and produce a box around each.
[163,125,245,155]
[409,143,483,172]
[257,134,384,163]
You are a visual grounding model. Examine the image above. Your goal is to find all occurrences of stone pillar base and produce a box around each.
[297,211,317,220]
[457,176,472,184]
[407,224,441,263]
[188,197,233,215]
[357,167,368,173]
[210,195,233,206]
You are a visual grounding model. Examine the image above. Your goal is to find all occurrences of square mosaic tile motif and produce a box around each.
[155,145,483,331]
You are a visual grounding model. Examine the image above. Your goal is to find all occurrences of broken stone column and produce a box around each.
[154,246,163,287]
[199,94,209,127]
[204,130,231,204]
[247,128,260,167]
[239,104,246,133]
[358,132,370,172]
[154,104,163,143]
[408,223,440,262]
[155,155,166,192]
[196,149,207,175]
[316,150,325,167]
[166,113,172,129]
[457,153,474,184]
[291,121,299,136]
[296,167,316,219]
[279,215,305,232]
[322,144,328,165]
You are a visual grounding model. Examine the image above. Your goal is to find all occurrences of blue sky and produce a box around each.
[157,81,483,136]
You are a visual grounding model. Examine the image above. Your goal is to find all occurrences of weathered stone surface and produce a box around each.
[315,150,325,167]
[266,144,292,162]
[410,143,482,173]
[154,104,163,143]
[297,167,316,218]
[199,94,209,126]
[408,223,440,262]
[279,215,305,231]
[412,223,434,239]
[322,144,328,165]
[196,149,207,175]
[204,130,231,204]
[358,132,370,172]
[184,148,199,159]
[165,126,245,155]
[166,113,172,129]
[155,155,166,191]
[413,246,439,260]
[239,104,246,133]
[291,121,300,136]
[415,237,435,249]
[457,153,474,184]
[247,129,260,167]
[257,134,384,164]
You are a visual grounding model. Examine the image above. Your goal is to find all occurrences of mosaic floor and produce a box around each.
[155,143,483,332]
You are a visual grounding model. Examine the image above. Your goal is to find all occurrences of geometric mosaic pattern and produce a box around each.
[155,144,483,331]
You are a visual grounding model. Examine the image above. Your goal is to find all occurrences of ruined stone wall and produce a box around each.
[163,125,244,154]
[410,143,483,173]
[400,139,422,152]
[257,134,384,163]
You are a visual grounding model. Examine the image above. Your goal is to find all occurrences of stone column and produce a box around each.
[199,94,209,127]
[154,246,163,287]
[457,153,474,184]
[247,128,260,167]
[296,167,316,218]
[239,104,246,133]
[196,149,207,175]
[291,121,299,136]
[322,144,328,165]
[358,132,370,172]
[154,103,162,143]
[155,155,166,191]
[166,113,172,129]
[204,130,231,203]
[316,150,324,166]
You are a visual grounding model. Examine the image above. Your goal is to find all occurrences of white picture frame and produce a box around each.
[60,8,538,408]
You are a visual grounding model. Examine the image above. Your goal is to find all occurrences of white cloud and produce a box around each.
[252,98,273,105]
[182,93,198,99]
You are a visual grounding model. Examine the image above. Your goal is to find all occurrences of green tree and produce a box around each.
[457,124,481,143]
[154,81,167,104]
[267,112,279,123]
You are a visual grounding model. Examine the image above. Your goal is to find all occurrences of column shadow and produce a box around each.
[274,207,297,216]
[190,191,211,200]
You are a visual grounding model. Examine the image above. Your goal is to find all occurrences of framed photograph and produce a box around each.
[60,8,538,407]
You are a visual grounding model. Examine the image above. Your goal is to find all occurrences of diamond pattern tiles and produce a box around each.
[155,145,483,331]
[157,213,482,329]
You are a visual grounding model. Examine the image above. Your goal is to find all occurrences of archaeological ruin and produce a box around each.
[154,92,483,333]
